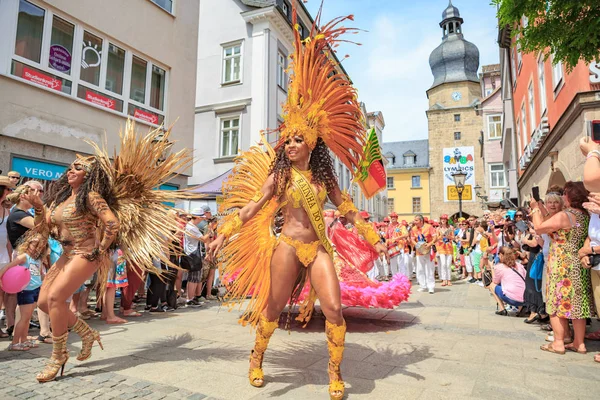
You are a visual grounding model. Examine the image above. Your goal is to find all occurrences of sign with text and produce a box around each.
[11,157,67,181]
[49,45,72,73]
[22,67,62,91]
[443,146,475,202]
[590,62,600,84]
[85,90,116,110]
[134,108,159,125]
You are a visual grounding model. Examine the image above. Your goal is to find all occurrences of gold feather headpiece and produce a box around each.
[277,1,366,173]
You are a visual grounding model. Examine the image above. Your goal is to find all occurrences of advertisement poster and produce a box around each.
[134,108,159,125]
[49,45,72,72]
[85,90,116,110]
[22,67,62,91]
[443,146,475,202]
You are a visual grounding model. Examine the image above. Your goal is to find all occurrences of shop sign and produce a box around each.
[22,67,62,91]
[49,45,72,73]
[11,157,66,181]
[590,62,600,84]
[519,118,550,170]
[134,108,159,125]
[85,90,116,110]
[442,146,475,202]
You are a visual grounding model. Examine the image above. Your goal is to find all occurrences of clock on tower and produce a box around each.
[451,91,462,101]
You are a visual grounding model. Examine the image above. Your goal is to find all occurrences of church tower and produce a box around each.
[426,1,484,219]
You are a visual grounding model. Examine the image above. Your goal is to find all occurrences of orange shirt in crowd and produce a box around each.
[386,222,407,257]
[410,223,436,248]
[436,225,454,255]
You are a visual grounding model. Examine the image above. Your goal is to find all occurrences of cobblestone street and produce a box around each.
[1,280,600,399]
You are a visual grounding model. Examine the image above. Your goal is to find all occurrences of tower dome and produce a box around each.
[428,1,480,89]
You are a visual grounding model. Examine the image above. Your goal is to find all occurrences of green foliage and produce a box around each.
[492,0,600,71]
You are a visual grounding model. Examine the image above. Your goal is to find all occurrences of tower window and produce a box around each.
[449,23,454,34]
[454,114,460,122]
[454,132,461,140]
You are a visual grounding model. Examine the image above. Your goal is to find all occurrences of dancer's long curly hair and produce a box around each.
[270,137,338,197]
[44,159,116,215]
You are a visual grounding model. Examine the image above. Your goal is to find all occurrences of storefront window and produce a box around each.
[77,85,123,112]
[130,56,147,103]
[15,0,45,63]
[105,43,125,94]
[150,65,166,111]
[48,16,74,74]
[80,31,103,86]
[11,60,72,94]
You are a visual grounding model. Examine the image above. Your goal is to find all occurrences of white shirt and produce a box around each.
[184,222,201,255]
[0,208,10,264]
[588,213,600,271]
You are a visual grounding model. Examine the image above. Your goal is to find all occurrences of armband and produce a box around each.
[251,190,264,203]
[587,150,600,161]
[355,220,381,246]
[219,212,243,240]
[337,197,358,216]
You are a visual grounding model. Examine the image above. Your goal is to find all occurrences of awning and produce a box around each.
[188,169,232,196]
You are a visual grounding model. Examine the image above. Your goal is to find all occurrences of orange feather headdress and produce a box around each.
[277,1,366,173]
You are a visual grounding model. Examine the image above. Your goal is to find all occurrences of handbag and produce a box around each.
[482,268,493,287]
[528,253,544,292]
[180,245,203,272]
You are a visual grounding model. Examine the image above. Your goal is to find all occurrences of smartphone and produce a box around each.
[515,220,528,233]
[532,186,541,202]
[593,120,600,143]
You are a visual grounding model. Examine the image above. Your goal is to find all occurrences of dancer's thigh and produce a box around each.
[38,255,69,312]
[45,256,99,305]
[308,248,342,322]
[265,242,302,317]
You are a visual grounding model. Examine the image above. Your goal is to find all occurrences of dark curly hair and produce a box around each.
[270,137,338,197]
[563,181,588,211]
[44,159,116,215]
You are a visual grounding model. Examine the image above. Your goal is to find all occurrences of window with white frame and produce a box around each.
[521,104,527,137]
[488,114,502,139]
[538,58,547,113]
[511,48,517,86]
[528,81,536,133]
[222,43,242,84]
[10,0,167,125]
[412,197,421,213]
[552,55,563,90]
[490,164,506,188]
[220,117,240,157]
[282,1,289,19]
[387,177,394,189]
[277,51,286,89]
[150,0,173,13]
[516,36,522,69]
[411,175,421,188]
[516,118,522,152]
[404,155,415,165]
[387,198,394,214]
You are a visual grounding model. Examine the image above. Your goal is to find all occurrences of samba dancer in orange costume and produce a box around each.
[207,3,386,399]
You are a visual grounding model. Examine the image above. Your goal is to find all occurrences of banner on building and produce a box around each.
[356,127,386,199]
[443,146,475,202]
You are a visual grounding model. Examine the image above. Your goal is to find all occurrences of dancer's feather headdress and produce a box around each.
[277,1,366,173]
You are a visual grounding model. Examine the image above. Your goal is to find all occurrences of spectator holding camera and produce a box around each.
[532,181,592,355]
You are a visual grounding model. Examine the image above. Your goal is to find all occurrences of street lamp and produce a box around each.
[152,128,172,165]
[474,184,488,210]
[452,168,467,219]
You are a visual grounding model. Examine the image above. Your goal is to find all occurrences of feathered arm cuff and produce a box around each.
[337,197,358,216]
[355,220,381,246]
[219,212,243,241]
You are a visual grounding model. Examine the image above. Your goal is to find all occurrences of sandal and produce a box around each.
[585,330,600,341]
[24,340,39,348]
[594,353,600,363]
[37,335,53,344]
[565,344,587,354]
[540,343,565,355]
[8,343,31,351]
[122,310,142,317]
[0,331,9,339]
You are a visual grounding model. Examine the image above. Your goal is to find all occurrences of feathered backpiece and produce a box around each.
[218,136,280,327]
[88,119,199,277]
[278,1,366,173]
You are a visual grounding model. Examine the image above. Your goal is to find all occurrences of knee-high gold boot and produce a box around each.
[326,319,346,400]
[36,332,69,383]
[249,314,278,387]
[71,318,103,361]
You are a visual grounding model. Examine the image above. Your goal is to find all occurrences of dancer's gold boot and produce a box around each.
[249,314,278,387]
[36,332,69,383]
[326,319,346,400]
[71,317,103,361]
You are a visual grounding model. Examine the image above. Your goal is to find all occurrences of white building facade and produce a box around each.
[193,0,386,217]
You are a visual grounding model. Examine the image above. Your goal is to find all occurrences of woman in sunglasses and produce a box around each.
[22,156,119,382]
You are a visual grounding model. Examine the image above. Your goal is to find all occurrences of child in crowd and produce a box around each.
[0,234,48,350]
[102,248,128,324]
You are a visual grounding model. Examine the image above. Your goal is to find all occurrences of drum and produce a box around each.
[415,241,429,255]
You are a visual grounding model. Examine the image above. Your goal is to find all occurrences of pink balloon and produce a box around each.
[1,266,31,294]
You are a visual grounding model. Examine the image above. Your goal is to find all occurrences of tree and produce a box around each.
[493,0,600,71]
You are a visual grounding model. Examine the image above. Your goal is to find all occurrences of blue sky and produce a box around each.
[304,0,500,143]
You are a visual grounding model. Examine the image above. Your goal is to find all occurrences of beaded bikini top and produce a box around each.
[284,169,327,209]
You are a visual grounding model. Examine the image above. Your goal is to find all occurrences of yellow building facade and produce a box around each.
[383,140,431,221]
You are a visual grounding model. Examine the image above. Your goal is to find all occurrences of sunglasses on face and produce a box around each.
[515,214,523,218]
[9,176,20,180]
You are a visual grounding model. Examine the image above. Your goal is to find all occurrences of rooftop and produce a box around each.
[382,139,429,169]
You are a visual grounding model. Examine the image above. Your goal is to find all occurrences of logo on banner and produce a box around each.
[442,147,475,202]
[22,67,62,91]
[85,90,115,110]
[134,108,159,125]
